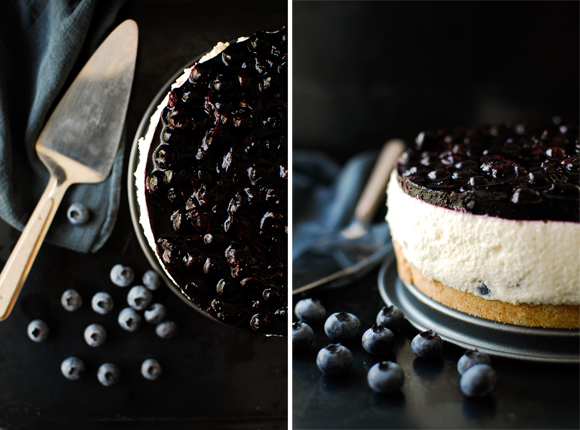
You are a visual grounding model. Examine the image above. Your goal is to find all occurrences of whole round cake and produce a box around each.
[386,118,579,329]
[135,28,287,335]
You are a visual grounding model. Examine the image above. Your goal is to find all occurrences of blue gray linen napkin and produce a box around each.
[0,0,127,253]
[293,149,391,261]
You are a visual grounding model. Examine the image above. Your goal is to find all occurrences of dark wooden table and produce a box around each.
[0,2,288,429]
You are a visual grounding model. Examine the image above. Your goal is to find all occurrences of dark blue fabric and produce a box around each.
[0,0,127,253]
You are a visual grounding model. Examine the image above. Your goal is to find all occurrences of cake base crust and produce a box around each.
[393,240,579,329]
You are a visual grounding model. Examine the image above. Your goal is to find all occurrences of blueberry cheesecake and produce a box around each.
[386,118,579,328]
[135,29,287,335]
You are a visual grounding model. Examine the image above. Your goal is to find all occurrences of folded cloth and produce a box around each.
[0,0,127,253]
[293,149,391,261]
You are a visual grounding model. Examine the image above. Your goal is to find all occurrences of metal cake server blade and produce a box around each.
[0,20,138,320]
[293,139,405,295]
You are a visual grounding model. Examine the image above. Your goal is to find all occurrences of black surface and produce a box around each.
[0,1,287,429]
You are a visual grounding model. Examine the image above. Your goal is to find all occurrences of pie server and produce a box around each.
[0,20,138,320]
[293,139,405,295]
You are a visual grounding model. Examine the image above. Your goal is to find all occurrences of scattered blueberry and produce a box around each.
[460,364,497,397]
[324,312,361,342]
[292,321,314,352]
[316,344,354,376]
[66,202,90,225]
[361,325,395,355]
[141,358,162,380]
[142,269,162,291]
[110,264,135,287]
[411,330,444,359]
[367,361,405,394]
[144,303,167,325]
[118,307,142,332]
[91,292,114,315]
[60,357,85,380]
[127,285,152,311]
[84,323,107,347]
[27,319,49,342]
[156,320,177,339]
[97,363,121,386]
[457,349,492,375]
[61,289,82,312]
[376,305,405,331]
[294,298,326,324]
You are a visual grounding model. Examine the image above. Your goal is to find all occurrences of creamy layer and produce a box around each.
[386,171,580,305]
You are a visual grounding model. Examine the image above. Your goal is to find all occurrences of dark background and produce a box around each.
[293,0,579,162]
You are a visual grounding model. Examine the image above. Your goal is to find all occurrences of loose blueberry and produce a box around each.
[127,285,152,311]
[27,319,49,342]
[361,325,395,355]
[91,292,114,315]
[118,307,142,332]
[411,330,443,359]
[144,303,167,324]
[66,202,90,225]
[294,298,326,324]
[376,305,405,331]
[460,364,497,397]
[97,363,121,386]
[61,289,82,312]
[142,269,162,291]
[156,320,177,339]
[61,357,85,381]
[110,264,135,287]
[367,361,405,394]
[292,321,314,352]
[84,323,107,347]
[316,344,353,376]
[457,349,492,375]
[324,312,361,342]
[141,358,162,380]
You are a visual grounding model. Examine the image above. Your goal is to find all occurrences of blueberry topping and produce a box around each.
[376,305,405,331]
[316,344,353,376]
[66,202,90,225]
[118,307,142,332]
[411,330,443,359]
[141,358,162,380]
[294,298,326,324]
[91,292,114,315]
[156,320,177,339]
[361,325,395,355]
[84,323,107,347]
[144,303,167,324]
[367,361,405,394]
[127,285,152,311]
[142,269,162,291]
[292,321,314,352]
[61,357,85,380]
[97,363,121,386]
[61,289,82,312]
[27,319,49,342]
[477,284,490,296]
[457,349,492,375]
[459,364,497,397]
[110,264,135,287]
[324,312,361,342]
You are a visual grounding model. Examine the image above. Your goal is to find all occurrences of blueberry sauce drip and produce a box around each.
[144,28,287,335]
[397,118,579,222]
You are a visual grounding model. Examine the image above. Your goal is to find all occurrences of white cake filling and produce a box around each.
[386,171,580,305]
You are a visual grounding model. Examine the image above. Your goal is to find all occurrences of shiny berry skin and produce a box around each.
[460,364,497,397]
[361,325,395,355]
[141,358,162,380]
[97,363,121,386]
[367,361,405,393]
[324,312,361,342]
[294,298,326,324]
[110,264,134,287]
[127,285,152,311]
[91,292,114,315]
[118,307,142,332]
[144,303,167,325]
[376,305,405,331]
[156,320,177,339]
[27,319,49,342]
[61,289,82,312]
[66,202,90,225]
[292,321,314,352]
[411,330,444,359]
[316,344,353,376]
[84,323,107,347]
[142,269,162,291]
[457,349,492,375]
[61,357,85,381]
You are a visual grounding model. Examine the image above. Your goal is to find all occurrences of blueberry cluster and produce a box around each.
[397,118,579,221]
[144,28,288,335]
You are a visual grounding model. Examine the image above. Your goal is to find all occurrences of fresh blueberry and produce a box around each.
[144,303,167,324]
[110,264,135,287]
[367,361,405,393]
[460,364,497,397]
[27,319,49,342]
[142,269,162,291]
[292,321,314,352]
[411,330,444,359]
[61,357,85,380]
[376,305,405,331]
[91,292,114,315]
[141,358,162,380]
[457,349,492,375]
[61,289,82,312]
[316,344,353,376]
[97,363,121,386]
[66,202,90,225]
[84,323,107,347]
[361,325,395,355]
[156,320,177,339]
[294,298,326,324]
[127,285,152,311]
[118,307,142,332]
[324,312,361,342]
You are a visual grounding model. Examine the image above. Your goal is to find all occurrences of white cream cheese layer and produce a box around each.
[386,171,580,305]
